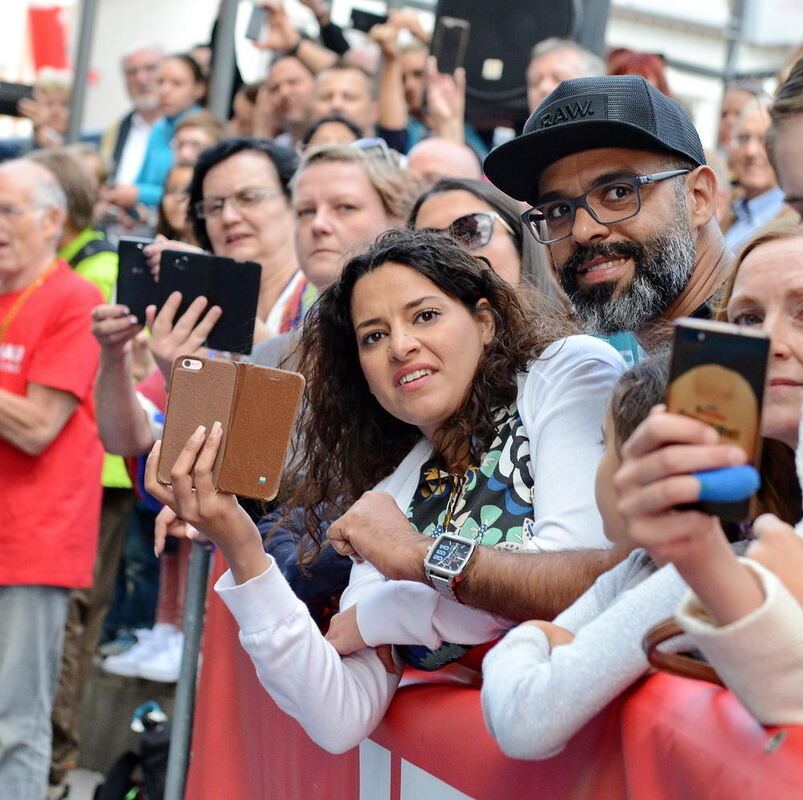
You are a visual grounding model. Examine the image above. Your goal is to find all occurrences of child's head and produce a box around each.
[595,356,669,543]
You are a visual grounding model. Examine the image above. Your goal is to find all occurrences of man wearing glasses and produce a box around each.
[485,75,731,353]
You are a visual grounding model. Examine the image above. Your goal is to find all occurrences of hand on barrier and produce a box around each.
[748,514,803,603]
[521,620,575,650]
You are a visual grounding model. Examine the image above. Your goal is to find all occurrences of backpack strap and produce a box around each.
[68,237,116,267]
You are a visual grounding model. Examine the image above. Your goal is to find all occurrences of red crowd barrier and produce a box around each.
[186,553,803,799]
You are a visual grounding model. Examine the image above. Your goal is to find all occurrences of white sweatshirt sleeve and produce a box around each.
[481,558,689,760]
[519,335,626,552]
[215,558,403,754]
[676,558,803,726]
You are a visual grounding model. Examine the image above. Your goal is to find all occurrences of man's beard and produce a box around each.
[133,92,160,113]
[556,202,697,336]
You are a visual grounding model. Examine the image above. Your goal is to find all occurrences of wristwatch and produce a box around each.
[423,533,478,601]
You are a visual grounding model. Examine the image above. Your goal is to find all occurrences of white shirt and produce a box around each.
[115,112,156,186]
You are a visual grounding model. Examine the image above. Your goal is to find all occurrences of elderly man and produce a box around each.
[100,43,164,185]
[0,160,103,798]
[526,38,604,113]
[485,74,731,353]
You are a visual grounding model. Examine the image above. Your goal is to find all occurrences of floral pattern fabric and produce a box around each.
[396,403,534,671]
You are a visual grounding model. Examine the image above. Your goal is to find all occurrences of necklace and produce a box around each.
[0,260,59,344]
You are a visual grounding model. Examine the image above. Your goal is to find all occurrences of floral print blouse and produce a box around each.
[396,402,534,671]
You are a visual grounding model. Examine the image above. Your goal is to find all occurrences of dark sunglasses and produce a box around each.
[425,211,515,250]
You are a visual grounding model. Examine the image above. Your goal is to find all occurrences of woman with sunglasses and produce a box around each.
[408,177,565,307]
[145,229,624,752]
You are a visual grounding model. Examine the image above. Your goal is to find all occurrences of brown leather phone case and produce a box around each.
[157,356,305,501]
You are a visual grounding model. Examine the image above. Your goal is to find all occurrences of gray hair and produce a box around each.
[121,42,164,65]
[528,37,604,77]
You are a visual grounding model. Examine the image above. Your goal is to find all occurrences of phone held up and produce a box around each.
[431,16,470,75]
[666,318,770,522]
[158,356,305,501]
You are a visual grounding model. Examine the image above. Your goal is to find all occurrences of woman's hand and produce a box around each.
[145,292,222,381]
[143,235,204,278]
[91,304,142,359]
[144,422,269,583]
[748,514,803,604]
[325,606,399,674]
[521,620,575,649]
[614,407,747,570]
[153,505,210,557]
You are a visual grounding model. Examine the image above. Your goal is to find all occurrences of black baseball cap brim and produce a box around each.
[483,121,694,204]
[483,75,706,204]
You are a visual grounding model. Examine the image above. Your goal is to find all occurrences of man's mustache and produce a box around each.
[559,241,644,280]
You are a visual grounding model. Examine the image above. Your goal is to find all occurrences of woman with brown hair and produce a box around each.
[144,228,624,752]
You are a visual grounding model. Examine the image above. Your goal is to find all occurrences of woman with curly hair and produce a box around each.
[144,228,624,752]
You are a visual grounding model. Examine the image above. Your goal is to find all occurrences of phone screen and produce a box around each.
[666,318,770,520]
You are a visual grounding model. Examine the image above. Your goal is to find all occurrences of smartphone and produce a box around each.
[0,81,34,118]
[666,318,770,521]
[350,8,388,33]
[158,356,305,500]
[116,236,158,324]
[431,16,470,75]
[245,4,267,42]
[158,250,262,354]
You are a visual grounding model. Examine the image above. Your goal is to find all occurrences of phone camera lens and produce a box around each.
[182,359,191,368]
[697,332,705,342]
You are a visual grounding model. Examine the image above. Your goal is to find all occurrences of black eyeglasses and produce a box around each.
[194,186,283,219]
[426,211,515,251]
[521,169,690,244]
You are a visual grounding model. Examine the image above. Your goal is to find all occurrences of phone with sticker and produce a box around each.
[666,318,770,521]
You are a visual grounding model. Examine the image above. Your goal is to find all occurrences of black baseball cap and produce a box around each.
[484,75,706,203]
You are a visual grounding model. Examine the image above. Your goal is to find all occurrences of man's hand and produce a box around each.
[102,183,140,210]
[424,57,466,143]
[255,2,302,52]
[370,22,400,60]
[145,292,222,382]
[748,514,803,604]
[327,491,431,582]
[387,9,431,44]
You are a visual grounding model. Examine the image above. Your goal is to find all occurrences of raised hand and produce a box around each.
[144,423,269,583]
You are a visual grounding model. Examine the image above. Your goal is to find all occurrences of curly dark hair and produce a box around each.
[284,227,577,557]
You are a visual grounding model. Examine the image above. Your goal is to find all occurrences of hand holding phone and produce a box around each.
[157,356,305,500]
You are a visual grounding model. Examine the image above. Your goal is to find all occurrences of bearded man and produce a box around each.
[485,75,732,353]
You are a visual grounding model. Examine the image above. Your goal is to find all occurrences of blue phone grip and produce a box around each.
[693,465,761,503]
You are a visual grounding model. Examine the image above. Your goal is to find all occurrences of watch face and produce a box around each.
[430,538,473,572]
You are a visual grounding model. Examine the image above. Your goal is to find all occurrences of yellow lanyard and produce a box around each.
[0,260,59,344]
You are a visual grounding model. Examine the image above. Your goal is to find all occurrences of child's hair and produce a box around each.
[609,356,670,453]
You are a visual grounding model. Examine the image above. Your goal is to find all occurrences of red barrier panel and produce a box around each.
[186,553,803,799]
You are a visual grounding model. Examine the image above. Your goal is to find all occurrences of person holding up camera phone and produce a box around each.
[617,219,803,726]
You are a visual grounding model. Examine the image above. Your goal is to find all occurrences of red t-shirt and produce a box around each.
[0,262,104,588]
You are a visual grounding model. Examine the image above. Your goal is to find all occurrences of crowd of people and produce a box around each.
[1,4,803,798]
